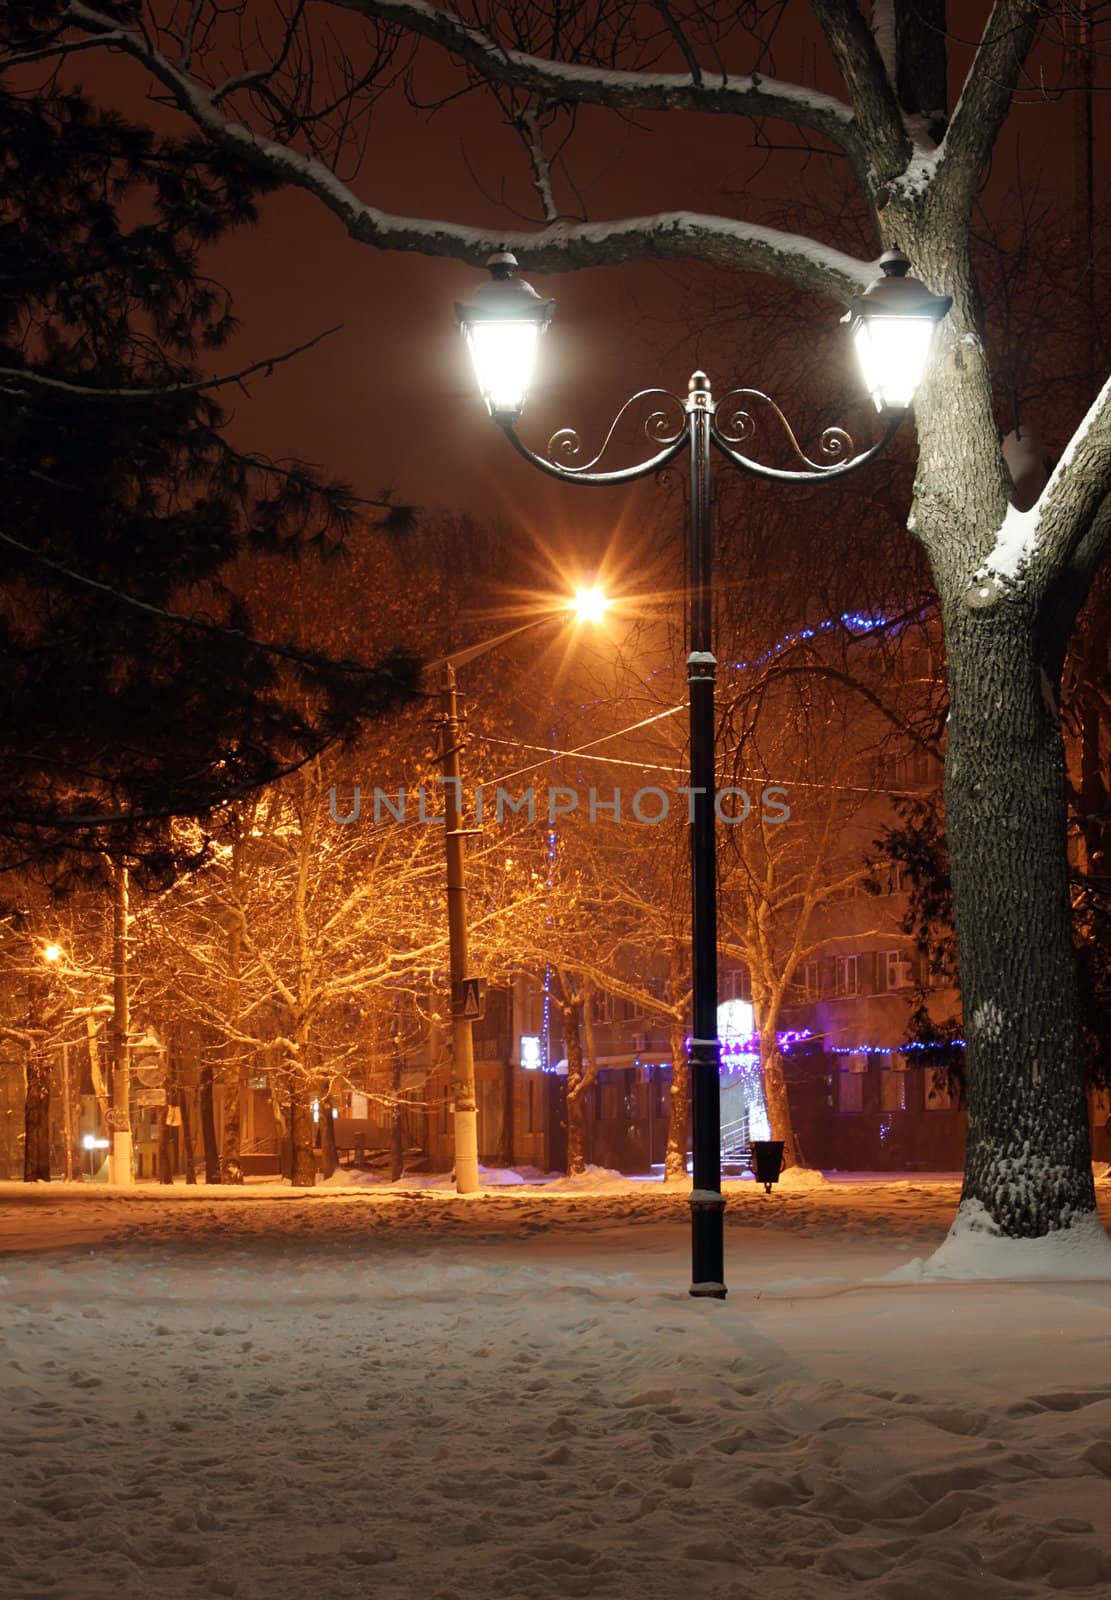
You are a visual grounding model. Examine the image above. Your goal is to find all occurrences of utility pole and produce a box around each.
[60,1042,77,1181]
[440,662,480,1194]
[108,861,134,1185]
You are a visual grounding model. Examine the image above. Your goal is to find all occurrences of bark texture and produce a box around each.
[289,1076,316,1186]
[23,1048,51,1182]
[561,995,586,1177]
[665,1019,689,1181]
[199,1059,220,1184]
[761,1038,801,1171]
[942,603,1095,1232]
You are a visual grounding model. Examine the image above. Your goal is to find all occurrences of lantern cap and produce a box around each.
[455,252,554,327]
[455,251,555,419]
[843,246,952,323]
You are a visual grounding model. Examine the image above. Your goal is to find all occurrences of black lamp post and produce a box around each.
[456,248,949,1298]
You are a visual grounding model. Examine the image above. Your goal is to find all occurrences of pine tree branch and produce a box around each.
[0,326,341,400]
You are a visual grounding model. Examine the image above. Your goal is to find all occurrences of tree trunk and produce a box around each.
[60,1045,77,1180]
[664,1019,689,1181]
[289,1077,316,1186]
[390,1049,405,1182]
[760,1042,801,1171]
[23,1047,51,1182]
[156,1113,173,1184]
[500,1059,514,1169]
[179,1088,197,1184]
[319,1084,338,1179]
[220,906,245,1183]
[943,604,1095,1234]
[561,997,586,1177]
[199,1059,220,1184]
[219,1062,244,1184]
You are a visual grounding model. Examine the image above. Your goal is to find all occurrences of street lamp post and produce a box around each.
[435,599,608,1195]
[456,248,949,1296]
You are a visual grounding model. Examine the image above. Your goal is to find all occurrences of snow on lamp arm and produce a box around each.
[457,250,949,1302]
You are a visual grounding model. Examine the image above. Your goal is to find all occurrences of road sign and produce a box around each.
[453,977,486,1020]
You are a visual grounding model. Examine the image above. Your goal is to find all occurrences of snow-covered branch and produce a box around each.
[809,0,910,181]
[57,4,872,301]
[973,372,1111,601]
[327,0,861,157]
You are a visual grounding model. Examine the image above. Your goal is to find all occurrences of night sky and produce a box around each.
[133,5,1096,580]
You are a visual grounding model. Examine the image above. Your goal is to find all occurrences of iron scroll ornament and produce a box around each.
[496,378,903,487]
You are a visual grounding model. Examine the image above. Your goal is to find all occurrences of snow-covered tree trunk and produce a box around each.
[942,594,1095,1229]
[903,207,1107,1233]
[288,1068,316,1187]
[560,992,587,1177]
[760,1034,801,1172]
[665,1016,689,1182]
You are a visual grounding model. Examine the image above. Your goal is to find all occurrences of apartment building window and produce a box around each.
[801,961,821,1000]
[589,990,613,1025]
[722,968,752,1003]
[924,1068,954,1111]
[880,1064,908,1112]
[838,1054,866,1113]
[834,954,862,996]
[875,950,914,993]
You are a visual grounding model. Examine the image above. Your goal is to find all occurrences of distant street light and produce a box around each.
[457,249,949,1295]
[434,596,608,1195]
[572,586,609,624]
[42,943,63,964]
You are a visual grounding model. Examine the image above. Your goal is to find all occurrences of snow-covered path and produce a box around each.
[3,1178,1111,1599]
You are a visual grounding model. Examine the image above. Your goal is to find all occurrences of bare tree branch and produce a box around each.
[58,2,873,301]
[934,0,1042,215]
[809,0,911,181]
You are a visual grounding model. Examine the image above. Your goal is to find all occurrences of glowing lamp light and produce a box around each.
[572,585,609,624]
[43,943,63,963]
[456,251,554,419]
[519,1034,542,1071]
[82,1134,110,1151]
[844,250,952,413]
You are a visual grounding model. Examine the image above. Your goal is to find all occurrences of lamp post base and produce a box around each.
[689,1188,727,1299]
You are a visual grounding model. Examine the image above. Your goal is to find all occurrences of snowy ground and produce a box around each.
[3,1175,1111,1600]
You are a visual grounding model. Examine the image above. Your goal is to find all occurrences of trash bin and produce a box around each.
[750,1139,785,1193]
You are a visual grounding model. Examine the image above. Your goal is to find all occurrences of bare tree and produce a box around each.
[20,1,1111,1236]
